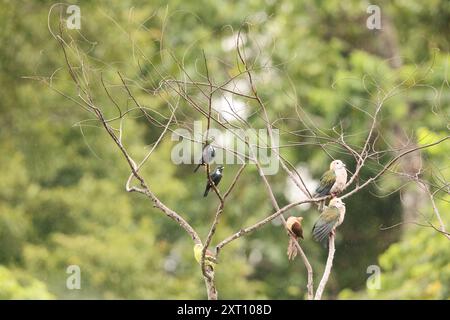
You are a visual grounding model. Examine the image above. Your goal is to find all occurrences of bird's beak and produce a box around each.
[343,164,346,167]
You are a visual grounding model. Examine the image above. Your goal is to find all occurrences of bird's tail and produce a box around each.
[287,238,298,260]
[203,185,210,197]
[313,223,333,248]
[322,236,330,249]
[194,163,201,172]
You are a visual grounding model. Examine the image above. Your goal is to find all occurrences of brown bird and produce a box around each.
[286,216,304,260]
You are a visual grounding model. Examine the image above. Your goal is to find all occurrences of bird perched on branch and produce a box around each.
[286,216,304,260]
[194,244,217,271]
[203,165,224,197]
[314,159,347,210]
[194,137,216,173]
[312,197,346,248]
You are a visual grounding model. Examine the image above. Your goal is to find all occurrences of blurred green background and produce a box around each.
[0,0,448,299]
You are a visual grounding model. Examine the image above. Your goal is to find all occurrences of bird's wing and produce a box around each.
[314,169,336,196]
[205,249,218,264]
[312,206,340,245]
[209,170,222,184]
[213,174,222,186]
[292,222,304,239]
[202,145,215,163]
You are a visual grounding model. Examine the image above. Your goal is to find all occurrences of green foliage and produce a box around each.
[340,196,450,299]
[0,266,54,299]
[0,0,448,299]
[340,124,449,299]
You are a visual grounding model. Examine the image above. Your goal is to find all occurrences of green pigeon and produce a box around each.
[194,137,216,172]
[312,197,346,248]
[314,159,347,210]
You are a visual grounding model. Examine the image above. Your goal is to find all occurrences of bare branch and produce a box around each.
[314,234,336,300]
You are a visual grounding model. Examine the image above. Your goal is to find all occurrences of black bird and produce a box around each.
[194,137,216,173]
[203,165,224,197]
